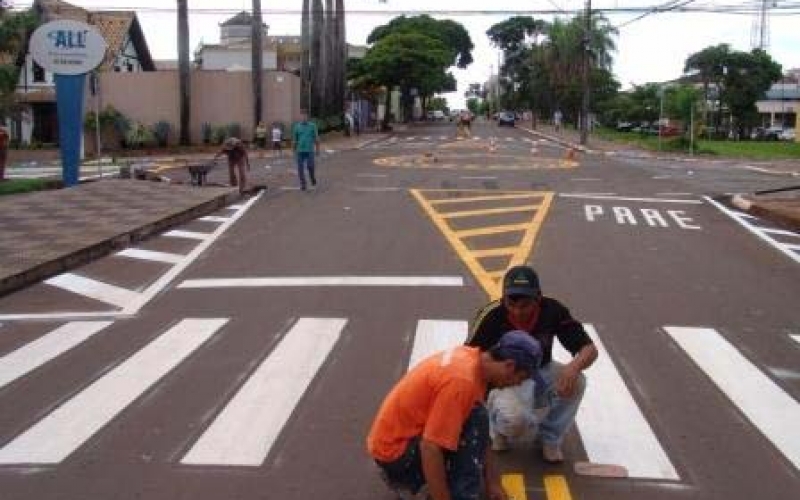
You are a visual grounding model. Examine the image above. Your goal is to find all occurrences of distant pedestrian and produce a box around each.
[292,111,320,191]
[0,125,9,182]
[254,121,268,149]
[271,124,283,158]
[215,137,250,194]
[553,110,563,133]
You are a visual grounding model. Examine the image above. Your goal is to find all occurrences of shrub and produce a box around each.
[211,125,227,145]
[226,122,242,140]
[152,120,171,147]
[201,122,213,144]
[125,122,156,149]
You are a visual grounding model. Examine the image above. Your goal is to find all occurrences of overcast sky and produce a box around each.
[21,0,800,107]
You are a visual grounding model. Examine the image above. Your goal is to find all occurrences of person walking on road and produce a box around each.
[0,125,9,182]
[292,111,320,191]
[215,137,250,194]
[271,124,283,158]
[553,109,563,133]
[368,331,545,500]
[254,121,268,150]
[466,265,598,463]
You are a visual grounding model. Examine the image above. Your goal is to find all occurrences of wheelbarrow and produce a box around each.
[186,158,219,186]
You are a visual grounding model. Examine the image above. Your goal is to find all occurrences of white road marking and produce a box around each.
[116,248,184,265]
[178,276,464,289]
[554,325,679,480]
[565,192,616,197]
[227,204,246,210]
[664,326,800,470]
[356,173,388,178]
[792,335,800,346]
[45,274,140,309]
[163,230,209,241]
[199,216,231,223]
[0,321,113,390]
[352,187,402,192]
[656,193,696,197]
[560,194,702,204]
[180,318,346,466]
[0,318,228,464]
[760,227,800,238]
[705,196,800,265]
[407,320,468,371]
[280,186,302,191]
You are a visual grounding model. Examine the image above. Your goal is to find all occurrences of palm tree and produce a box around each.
[252,0,263,129]
[301,0,310,112]
[177,0,190,145]
[310,0,323,116]
[334,0,346,116]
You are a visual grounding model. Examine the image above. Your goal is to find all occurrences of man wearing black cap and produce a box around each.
[368,331,543,500]
[466,265,598,463]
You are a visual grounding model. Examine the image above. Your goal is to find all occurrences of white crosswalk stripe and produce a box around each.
[0,321,113,390]
[45,273,141,308]
[664,326,800,470]
[116,248,185,265]
[554,325,679,480]
[0,318,228,464]
[181,318,346,466]
[407,320,468,370]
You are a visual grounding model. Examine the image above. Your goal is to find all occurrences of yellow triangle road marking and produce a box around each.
[502,473,527,500]
[410,189,554,299]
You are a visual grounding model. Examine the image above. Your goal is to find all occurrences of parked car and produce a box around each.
[751,126,785,141]
[779,128,796,141]
[616,121,633,132]
[497,111,516,127]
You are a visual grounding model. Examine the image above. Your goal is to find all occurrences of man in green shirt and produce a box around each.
[291,111,320,191]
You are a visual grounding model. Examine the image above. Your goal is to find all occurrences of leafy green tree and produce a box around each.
[368,15,473,68]
[466,98,480,115]
[360,32,451,127]
[0,6,36,129]
[722,49,781,133]
[427,97,448,113]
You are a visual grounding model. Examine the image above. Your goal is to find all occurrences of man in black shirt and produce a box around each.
[466,265,598,463]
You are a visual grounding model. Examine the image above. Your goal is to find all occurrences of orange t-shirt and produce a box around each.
[367,346,486,462]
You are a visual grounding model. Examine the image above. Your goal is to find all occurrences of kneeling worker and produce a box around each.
[467,265,598,463]
[367,331,544,500]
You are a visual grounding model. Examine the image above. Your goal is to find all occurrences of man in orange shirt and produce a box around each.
[367,331,543,500]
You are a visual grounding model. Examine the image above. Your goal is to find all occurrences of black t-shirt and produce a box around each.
[466,297,592,366]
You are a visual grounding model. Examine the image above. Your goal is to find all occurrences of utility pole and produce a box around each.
[252,0,264,129]
[580,0,591,145]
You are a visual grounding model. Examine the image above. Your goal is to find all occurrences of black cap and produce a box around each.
[502,265,541,298]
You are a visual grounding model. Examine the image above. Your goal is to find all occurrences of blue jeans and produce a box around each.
[376,405,489,500]
[295,151,316,189]
[488,362,586,446]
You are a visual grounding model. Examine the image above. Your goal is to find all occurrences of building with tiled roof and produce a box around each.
[7,0,155,144]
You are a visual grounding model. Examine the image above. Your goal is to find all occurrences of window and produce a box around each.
[32,61,46,83]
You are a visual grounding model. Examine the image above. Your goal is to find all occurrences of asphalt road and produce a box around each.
[0,121,798,500]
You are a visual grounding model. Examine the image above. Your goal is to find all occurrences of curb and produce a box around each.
[0,190,240,297]
[516,126,590,153]
[722,194,800,233]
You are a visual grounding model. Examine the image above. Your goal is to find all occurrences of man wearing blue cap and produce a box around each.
[467,265,598,463]
[368,331,543,500]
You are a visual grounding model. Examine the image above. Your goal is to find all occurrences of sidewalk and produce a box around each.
[0,179,237,296]
[520,122,800,232]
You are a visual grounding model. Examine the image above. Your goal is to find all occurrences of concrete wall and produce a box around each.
[202,48,278,71]
[90,69,300,146]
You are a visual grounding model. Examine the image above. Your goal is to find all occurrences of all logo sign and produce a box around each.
[29,20,107,76]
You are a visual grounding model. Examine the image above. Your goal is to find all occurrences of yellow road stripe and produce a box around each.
[544,475,572,500]
[501,473,527,500]
[410,189,498,298]
[429,193,546,205]
[472,247,518,258]
[486,270,506,279]
[455,223,531,238]
[510,193,554,268]
[441,205,540,219]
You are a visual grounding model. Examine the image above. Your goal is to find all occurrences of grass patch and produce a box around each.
[0,178,54,196]
[595,128,800,160]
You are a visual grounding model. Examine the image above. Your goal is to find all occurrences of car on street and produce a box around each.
[497,111,516,127]
[779,128,796,141]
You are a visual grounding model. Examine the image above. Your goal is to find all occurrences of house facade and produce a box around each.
[9,0,155,145]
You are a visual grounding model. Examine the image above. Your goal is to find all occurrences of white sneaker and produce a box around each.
[542,442,564,463]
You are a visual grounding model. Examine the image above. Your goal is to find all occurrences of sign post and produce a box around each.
[29,20,107,187]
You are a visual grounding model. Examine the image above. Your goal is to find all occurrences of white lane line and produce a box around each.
[705,196,800,265]
[164,230,209,241]
[760,227,800,238]
[791,335,800,346]
[199,216,231,223]
[559,194,702,204]
[664,326,800,470]
[554,325,679,480]
[656,193,696,197]
[783,243,800,251]
[439,136,448,140]
[0,321,113,390]
[181,318,346,466]
[227,204,246,210]
[407,320,468,371]
[280,186,302,191]
[45,274,140,309]
[561,192,616,197]
[356,173,389,178]
[460,176,497,180]
[0,318,228,464]
[178,276,464,289]
[116,248,184,265]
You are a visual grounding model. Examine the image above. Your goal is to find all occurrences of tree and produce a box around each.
[359,32,452,127]
[251,0,263,129]
[684,44,730,129]
[301,0,310,111]
[177,0,191,145]
[310,0,323,116]
[0,7,36,110]
[721,49,781,134]
[466,97,480,115]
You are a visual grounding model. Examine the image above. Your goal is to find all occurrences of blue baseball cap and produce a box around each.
[493,331,545,386]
